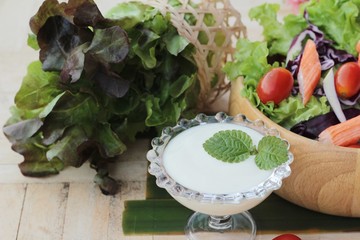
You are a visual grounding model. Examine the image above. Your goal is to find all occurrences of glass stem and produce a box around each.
[208,215,232,230]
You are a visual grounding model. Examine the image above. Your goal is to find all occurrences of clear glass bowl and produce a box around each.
[146,112,293,240]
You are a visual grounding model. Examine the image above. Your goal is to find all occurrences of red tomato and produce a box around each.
[334,62,360,99]
[256,68,294,104]
[273,233,302,240]
[348,144,360,148]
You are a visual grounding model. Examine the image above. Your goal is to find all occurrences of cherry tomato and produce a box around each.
[272,233,302,240]
[348,144,360,148]
[256,67,294,104]
[334,62,360,99]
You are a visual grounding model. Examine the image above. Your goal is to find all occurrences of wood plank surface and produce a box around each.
[0,184,26,240]
[17,183,68,240]
[62,183,112,240]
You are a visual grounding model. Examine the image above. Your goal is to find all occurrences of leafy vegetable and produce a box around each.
[248,3,306,56]
[3,0,200,194]
[303,0,360,56]
[203,130,289,170]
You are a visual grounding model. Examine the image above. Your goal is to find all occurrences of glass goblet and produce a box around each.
[147,112,293,240]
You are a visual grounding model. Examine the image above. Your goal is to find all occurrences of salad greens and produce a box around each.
[224,0,360,130]
[224,38,330,129]
[3,0,200,194]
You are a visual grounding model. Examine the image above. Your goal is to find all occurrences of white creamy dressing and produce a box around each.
[163,123,274,194]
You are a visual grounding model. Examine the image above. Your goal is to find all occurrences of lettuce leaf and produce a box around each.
[3,0,199,194]
[271,95,330,129]
[251,0,360,56]
[304,0,360,56]
[249,3,307,56]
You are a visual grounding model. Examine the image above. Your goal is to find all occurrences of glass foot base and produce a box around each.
[185,211,256,240]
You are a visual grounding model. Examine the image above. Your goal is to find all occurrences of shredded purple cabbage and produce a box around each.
[286,11,356,78]
[290,108,360,139]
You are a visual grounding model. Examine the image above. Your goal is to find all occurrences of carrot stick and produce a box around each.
[318,115,360,147]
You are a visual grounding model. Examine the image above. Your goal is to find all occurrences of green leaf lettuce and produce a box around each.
[3,0,199,194]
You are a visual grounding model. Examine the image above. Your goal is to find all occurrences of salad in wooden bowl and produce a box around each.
[226,0,360,217]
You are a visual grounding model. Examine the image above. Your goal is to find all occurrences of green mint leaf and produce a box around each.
[255,136,288,170]
[203,130,255,163]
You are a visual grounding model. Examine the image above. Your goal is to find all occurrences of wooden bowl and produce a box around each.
[229,78,360,217]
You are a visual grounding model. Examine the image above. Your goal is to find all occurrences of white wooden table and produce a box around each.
[0,0,359,239]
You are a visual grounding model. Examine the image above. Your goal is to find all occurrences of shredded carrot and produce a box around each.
[318,115,360,147]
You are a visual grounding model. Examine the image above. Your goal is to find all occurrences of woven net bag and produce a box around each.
[145,0,247,110]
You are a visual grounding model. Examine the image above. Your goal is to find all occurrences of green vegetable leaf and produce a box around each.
[60,43,88,83]
[203,130,255,163]
[145,14,168,35]
[86,26,129,64]
[3,119,43,142]
[223,39,272,81]
[14,135,64,177]
[271,95,330,129]
[305,0,360,56]
[249,3,306,56]
[94,71,130,98]
[72,0,106,28]
[15,61,62,110]
[133,29,159,69]
[169,75,194,98]
[37,16,92,71]
[145,96,167,126]
[29,0,65,34]
[255,136,288,170]
[27,34,39,50]
[3,0,200,196]
[163,29,189,56]
[38,92,66,119]
[46,126,89,167]
[105,2,148,30]
[93,123,127,157]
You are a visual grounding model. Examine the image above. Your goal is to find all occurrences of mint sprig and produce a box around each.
[203,130,288,170]
[255,136,288,170]
[203,130,256,163]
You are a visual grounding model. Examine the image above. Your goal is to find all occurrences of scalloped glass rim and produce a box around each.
[146,112,293,204]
